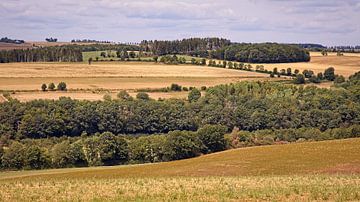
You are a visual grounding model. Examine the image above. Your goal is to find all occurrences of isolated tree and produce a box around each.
[188,88,201,102]
[48,83,56,91]
[273,67,278,74]
[170,83,182,91]
[321,50,328,56]
[324,67,335,81]
[286,68,292,76]
[95,57,99,61]
[88,57,93,65]
[57,82,67,91]
[41,84,47,91]
[293,74,305,84]
[100,52,106,57]
[136,92,150,100]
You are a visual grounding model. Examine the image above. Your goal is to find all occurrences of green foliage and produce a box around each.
[334,75,345,84]
[324,67,336,81]
[48,83,56,91]
[188,88,201,103]
[1,142,25,169]
[136,92,150,100]
[24,145,50,169]
[41,84,47,91]
[222,43,310,63]
[163,130,203,161]
[117,90,133,101]
[170,83,182,91]
[57,82,67,91]
[293,74,305,84]
[197,125,228,153]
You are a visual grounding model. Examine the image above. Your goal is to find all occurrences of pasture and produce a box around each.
[0,138,359,201]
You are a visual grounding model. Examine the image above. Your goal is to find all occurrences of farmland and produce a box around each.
[0,138,359,201]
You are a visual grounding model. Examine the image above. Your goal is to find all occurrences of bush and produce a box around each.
[293,74,305,84]
[170,83,182,91]
[200,86,207,91]
[136,92,150,100]
[182,87,189,91]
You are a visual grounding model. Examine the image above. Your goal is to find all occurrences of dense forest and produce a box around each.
[0,46,83,63]
[0,72,359,170]
[140,37,231,56]
[0,44,141,63]
[211,43,311,63]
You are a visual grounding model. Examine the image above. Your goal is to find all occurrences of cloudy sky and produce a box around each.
[1,0,359,46]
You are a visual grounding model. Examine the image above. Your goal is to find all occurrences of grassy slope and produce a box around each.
[1,138,359,180]
[1,138,359,201]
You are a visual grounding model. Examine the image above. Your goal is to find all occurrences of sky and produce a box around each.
[1,0,359,46]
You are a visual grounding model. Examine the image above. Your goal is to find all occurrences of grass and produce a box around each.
[0,138,359,201]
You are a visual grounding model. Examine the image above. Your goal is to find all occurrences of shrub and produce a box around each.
[170,83,182,91]
[136,92,150,100]
[117,90,133,101]
[293,74,305,84]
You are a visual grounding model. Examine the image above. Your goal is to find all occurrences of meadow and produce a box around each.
[0,138,359,201]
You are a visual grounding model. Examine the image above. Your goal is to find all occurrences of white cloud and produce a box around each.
[0,0,359,45]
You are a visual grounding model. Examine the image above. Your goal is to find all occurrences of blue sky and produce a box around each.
[1,0,359,46]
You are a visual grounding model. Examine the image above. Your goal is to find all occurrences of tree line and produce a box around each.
[1,123,359,170]
[0,37,24,44]
[1,72,359,140]
[140,38,231,56]
[0,46,83,63]
[212,43,311,63]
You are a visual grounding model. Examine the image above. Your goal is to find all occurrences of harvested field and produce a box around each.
[10,91,191,101]
[253,52,360,77]
[0,138,359,201]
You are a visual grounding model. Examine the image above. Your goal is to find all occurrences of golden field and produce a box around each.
[253,52,360,77]
[0,138,359,201]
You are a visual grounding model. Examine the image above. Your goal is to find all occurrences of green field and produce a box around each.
[1,138,359,201]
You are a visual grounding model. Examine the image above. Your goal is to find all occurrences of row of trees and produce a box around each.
[0,46,83,63]
[0,125,228,170]
[0,72,359,139]
[41,82,67,91]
